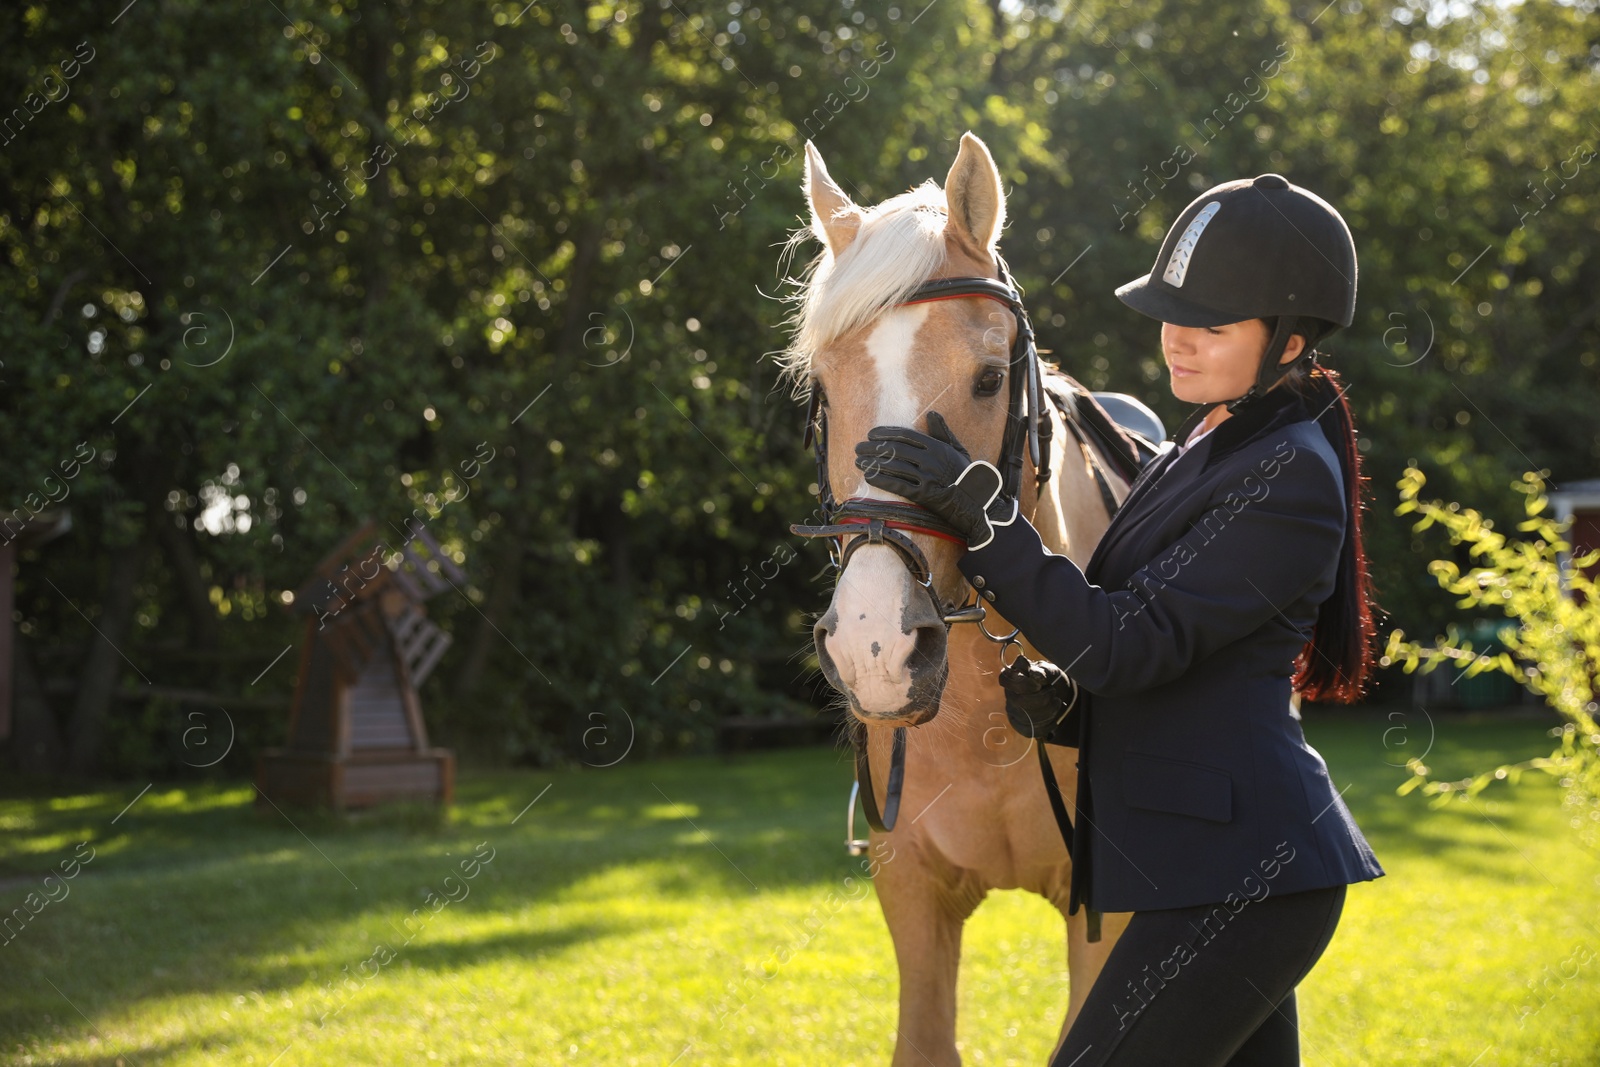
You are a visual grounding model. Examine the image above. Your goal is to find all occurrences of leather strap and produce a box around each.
[1038,741,1075,861]
[855,725,907,832]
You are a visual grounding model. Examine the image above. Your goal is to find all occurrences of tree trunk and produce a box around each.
[600,495,642,652]
[452,506,528,701]
[604,496,633,603]
[63,534,151,776]
[151,512,217,654]
[454,191,613,698]
[8,638,63,773]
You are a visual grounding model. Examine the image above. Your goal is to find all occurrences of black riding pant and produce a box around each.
[1049,883,1347,1067]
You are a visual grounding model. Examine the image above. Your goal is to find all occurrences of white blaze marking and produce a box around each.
[826,305,935,714]
[853,304,929,499]
[829,547,918,712]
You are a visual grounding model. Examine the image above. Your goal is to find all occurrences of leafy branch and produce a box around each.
[1381,467,1600,844]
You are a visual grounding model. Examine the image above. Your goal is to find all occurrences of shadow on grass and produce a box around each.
[0,714,1573,1054]
[1,1037,195,1067]
[233,918,630,998]
[0,741,870,1051]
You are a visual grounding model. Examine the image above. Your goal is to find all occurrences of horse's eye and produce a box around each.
[975,366,1005,397]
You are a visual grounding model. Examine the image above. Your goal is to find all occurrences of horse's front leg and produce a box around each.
[872,836,987,1067]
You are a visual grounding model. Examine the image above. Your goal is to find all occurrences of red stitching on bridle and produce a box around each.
[830,499,970,546]
[897,291,1017,311]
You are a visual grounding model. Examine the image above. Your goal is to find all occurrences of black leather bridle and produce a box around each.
[790,259,1053,583]
[789,258,1060,838]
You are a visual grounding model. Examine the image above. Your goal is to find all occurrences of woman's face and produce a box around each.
[1160,320,1304,403]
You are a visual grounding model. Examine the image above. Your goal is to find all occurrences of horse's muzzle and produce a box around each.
[813,589,950,725]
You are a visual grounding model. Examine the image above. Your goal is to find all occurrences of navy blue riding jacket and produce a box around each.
[955,382,1385,917]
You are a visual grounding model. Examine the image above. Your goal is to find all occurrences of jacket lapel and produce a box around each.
[1197,383,1316,471]
[1085,385,1317,582]
[1086,434,1214,579]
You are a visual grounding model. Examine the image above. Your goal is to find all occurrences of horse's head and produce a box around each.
[783,133,1021,728]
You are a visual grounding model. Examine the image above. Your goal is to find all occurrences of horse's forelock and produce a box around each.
[778,181,952,394]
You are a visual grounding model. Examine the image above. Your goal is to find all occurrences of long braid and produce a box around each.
[1292,357,1382,704]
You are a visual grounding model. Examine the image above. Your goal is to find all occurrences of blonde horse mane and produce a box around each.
[774,180,952,398]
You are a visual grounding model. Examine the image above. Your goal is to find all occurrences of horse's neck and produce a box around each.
[1029,478,1072,559]
[1024,399,1093,566]
[935,384,1121,760]
[947,405,1095,706]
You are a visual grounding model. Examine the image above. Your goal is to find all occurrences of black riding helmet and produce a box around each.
[1115,173,1358,413]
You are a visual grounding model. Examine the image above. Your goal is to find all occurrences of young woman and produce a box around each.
[855,173,1384,1065]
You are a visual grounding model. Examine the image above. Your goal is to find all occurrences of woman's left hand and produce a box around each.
[853,410,1007,549]
[999,656,1080,743]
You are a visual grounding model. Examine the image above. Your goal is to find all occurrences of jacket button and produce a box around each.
[983,590,996,602]
[973,576,986,589]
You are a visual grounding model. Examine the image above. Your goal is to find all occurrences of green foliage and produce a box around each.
[3,0,1598,775]
[1384,467,1600,847]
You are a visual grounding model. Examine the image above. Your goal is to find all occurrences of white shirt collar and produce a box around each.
[1174,419,1218,457]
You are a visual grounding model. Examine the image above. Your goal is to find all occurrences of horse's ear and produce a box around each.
[805,141,861,256]
[943,132,1005,254]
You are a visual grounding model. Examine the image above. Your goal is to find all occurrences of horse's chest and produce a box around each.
[907,764,1076,893]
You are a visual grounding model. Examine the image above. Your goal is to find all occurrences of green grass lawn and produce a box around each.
[3,711,1598,1066]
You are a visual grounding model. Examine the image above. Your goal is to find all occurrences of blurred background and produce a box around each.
[3,0,1596,781]
[2,1,1599,1062]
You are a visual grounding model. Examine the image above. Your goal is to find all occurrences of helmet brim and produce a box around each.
[1115,275,1254,329]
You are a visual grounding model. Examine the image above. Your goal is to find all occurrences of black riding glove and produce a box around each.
[852,411,1013,549]
[1000,656,1080,745]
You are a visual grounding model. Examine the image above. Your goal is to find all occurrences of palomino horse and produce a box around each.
[779,133,1143,1065]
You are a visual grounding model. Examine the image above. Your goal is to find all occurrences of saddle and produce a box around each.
[1022,371,1166,526]
[1087,390,1166,460]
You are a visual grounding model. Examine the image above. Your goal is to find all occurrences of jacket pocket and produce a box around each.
[1121,750,1233,824]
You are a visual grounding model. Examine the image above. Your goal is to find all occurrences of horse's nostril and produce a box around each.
[902,622,950,716]
[907,623,947,677]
